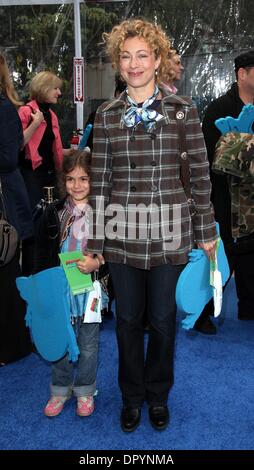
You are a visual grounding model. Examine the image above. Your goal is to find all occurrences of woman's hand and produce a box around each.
[62,148,73,157]
[86,253,105,266]
[76,254,105,274]
[30,109,44,127]
[23,109,44,145]
[197,239,218,261]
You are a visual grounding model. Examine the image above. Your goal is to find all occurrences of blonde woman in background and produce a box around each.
[19,71,71,210]
[163,50,184,94]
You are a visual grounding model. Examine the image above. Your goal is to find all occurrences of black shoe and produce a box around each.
[149,405,169,431]
[120,407,141,432]
[194,316,217,335]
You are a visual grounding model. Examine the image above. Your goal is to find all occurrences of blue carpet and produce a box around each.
[0,278,253,450]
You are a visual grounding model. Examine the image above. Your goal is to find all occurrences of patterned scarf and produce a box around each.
[59,196,90,254]
[123,84,163,131]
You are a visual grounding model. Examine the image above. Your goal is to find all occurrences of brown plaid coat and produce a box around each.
[87,89,217,269]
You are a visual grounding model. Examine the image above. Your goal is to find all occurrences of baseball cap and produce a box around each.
[234,50,254,72]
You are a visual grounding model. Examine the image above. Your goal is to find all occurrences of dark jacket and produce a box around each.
[202,82,254,244]
[0,95,33,240]
[87,89,217,269]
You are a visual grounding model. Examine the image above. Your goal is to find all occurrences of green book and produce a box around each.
[58,250,94,295]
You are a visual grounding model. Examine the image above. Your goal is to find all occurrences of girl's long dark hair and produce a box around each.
[58,149,91,198]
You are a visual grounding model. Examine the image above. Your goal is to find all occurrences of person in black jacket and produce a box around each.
[195,50,254,334]
[0,52,33,364]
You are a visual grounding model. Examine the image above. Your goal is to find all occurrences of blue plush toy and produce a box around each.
[176,229,230,330]
[215,103,254,135]
[16,267,80,362]
[78,123,93,149]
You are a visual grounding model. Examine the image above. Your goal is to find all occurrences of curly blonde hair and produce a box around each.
[164,50,179,82]
[102,18,174,85]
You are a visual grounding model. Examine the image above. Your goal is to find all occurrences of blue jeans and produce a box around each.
[50,322,100,397]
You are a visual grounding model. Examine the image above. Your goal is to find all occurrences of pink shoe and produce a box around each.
[76,396,94,417]
[44,396,69,417]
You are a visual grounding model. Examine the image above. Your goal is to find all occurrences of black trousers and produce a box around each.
[109,262,183,408]
[201,247,254,320]
[21,236,35,276]
[0,247,32,365]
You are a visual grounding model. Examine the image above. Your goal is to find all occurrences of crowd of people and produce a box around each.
[1,16,254,433]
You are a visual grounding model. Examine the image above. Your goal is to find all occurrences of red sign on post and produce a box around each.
[73,57,84,103]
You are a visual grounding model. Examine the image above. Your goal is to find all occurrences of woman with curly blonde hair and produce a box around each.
[103,18,173,86]
[87,18,217,432]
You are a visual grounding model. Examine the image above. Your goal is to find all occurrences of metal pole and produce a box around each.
[73,0,84,130]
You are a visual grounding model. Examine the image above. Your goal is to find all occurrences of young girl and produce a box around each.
[34,149,103,417]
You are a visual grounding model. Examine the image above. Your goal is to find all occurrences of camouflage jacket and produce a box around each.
[213,132,254,239]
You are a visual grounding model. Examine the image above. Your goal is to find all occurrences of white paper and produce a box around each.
[83,280,102,323]
[213,269,223,318]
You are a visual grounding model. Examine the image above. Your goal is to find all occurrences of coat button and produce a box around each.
[130,162,136,169]
[151,185,157,192]
[130,135,136,141]
[150,133,156,140]
[130,186,136,192]
[151,161,156,166]
[180,151,188,160]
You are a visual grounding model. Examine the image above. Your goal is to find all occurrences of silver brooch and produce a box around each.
[176,111,184,120]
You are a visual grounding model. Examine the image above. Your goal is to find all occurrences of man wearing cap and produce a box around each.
[194,50,254,334]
